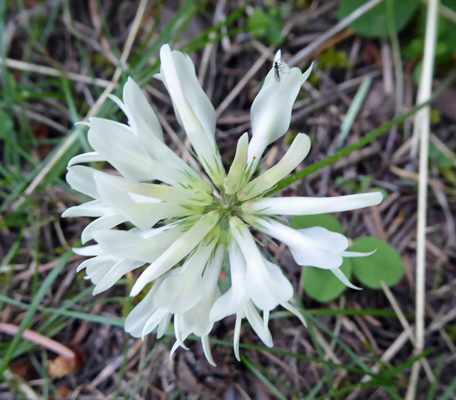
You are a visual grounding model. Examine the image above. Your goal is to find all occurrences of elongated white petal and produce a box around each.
[68,152,104,167]
[123,77,164,141]
[201,335,216,366]
[243,192,384,215]
[230,217,293,310]
[66,165,98,199]
[153,269,204,313]
[125,283,171,338]
[342,250,376,257]
[93,170,213,207]
[62,200,112,218]
[81,214,126,243]
[175,244,224,340]
[130,211,220,296]
[331,267,362,290]
[281,301,307,327]
[88,118,163,182]
[159,44,224,185]
[210,240,249,321]
[248,60,312,169]
[112,82,201,181]
[180,286,220,338]
[244,301,273,347]
[156,313,172,339]
[92,259,143,295]
[224,132,249,195]
[93,226,182,262]
[256,218,348,269]
[141,308,170,340]
[152,241,216,313]
[233,315,242,361]
[124,287,157,337]
[73,244,102,257]
[239,133,311,200]
[94,173,205,229]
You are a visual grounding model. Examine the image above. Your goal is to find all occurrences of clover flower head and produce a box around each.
[64,44,383,365]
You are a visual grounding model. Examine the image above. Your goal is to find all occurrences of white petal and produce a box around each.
[243,192,384,215]
[248,62,312,168]
[159,44,224,185]
[156,313,172,338]
[281,301,307,327]
[331,267,362,290]
[62,200,111,218]
[230,217,293,310]
[173,315,189,350]
[152,242,216,313]
[342,249,376,257]
[233,315,242,361]
[123,77,164,141]
[93,170,212,207]
[68,152,104,167]
[88,117,163,182]
[244,301,273,347]
[224,132,249,195]
[83,256,117,283]
[81,214,125,244]
[257,219,348,269]
[210,240,248,321]
[201,335,216,366]
[178,246,223,337]
[244,257,294,311]
[130,211,220,296]
[239,133,311,200]
[92,259,142,295]
[142,308,171,340]
[66,165,98,199]
[121,79,200,182]
[93,226,182,263]
[73,244,102,257]
[94,172,204,229]
[124,288,157,337]
[182,287,220,338]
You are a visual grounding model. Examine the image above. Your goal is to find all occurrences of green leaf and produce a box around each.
[247,7,285,45]
[303,259,352,302]
[338,0,419,38]
[350,237,404,289]
[289,214,343,234]
[247,8,270,38]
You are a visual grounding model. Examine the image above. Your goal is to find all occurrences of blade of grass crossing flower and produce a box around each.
[0,250,72,377]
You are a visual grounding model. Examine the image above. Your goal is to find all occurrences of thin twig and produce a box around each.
[0,57,111,88]
[407,1,439,399]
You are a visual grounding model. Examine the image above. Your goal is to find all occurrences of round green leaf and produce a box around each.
[337,0,419,38]
[350,237,404,289]
[290,214,343,234]
[303,259,352,302]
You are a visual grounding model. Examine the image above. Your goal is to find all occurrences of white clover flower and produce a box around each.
[64,44,383,365]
